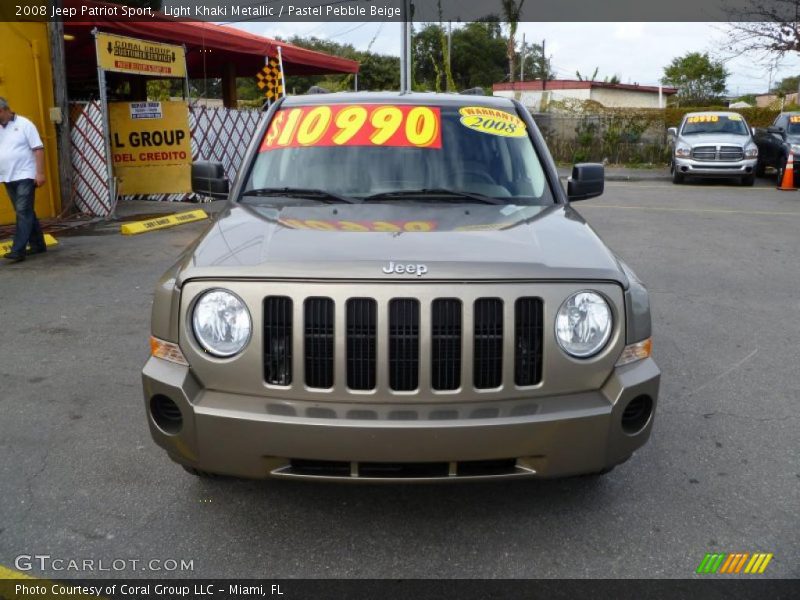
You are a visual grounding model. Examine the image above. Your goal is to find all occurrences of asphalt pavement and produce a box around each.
[0,179,798,580]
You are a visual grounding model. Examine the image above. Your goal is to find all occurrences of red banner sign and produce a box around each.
[260,105,442,151]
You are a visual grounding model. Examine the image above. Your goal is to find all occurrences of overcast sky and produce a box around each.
[232,21,800,96]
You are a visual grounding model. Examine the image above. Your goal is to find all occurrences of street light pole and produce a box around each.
[400,0,411,92]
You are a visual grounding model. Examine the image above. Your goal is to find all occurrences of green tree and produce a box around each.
[449,21,508,90]
[772,75,800,95]
[412,24,446,90]
[575,68,621,84]
[661,52,728,106]
[576,67,599,81]
[279,36,398,93]
[519,42,554,81]
[501,0,525,83]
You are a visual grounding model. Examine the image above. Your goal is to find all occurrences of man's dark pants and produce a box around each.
[4,179,45,256]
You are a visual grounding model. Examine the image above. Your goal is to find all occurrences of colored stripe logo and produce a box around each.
[696,553,773,574]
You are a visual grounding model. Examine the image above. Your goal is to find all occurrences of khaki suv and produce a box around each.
[143,93,659,482]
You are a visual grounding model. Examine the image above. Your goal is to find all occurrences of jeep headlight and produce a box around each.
[192,289,251,357]
[674,145,691,158]
[790,144,800,155]
[744,145,758,158]
[555,291,613,358]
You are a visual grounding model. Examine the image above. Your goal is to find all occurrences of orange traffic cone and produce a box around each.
[778,152,797,191]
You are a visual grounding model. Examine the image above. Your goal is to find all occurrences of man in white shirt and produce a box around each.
[0,97,47,262]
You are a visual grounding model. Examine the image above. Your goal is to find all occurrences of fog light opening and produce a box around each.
[150,394,183,434]
[621,395,653,435]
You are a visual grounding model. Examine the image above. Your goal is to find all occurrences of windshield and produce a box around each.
[787,120,800,135]
[681,114,748,136]
[243,103,553,205]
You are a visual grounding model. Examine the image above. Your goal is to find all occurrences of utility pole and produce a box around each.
[541,39,546,90]
[520,33,525,82]
[48,2,72,216]
[447,21,452,77]
[400,0,412,92]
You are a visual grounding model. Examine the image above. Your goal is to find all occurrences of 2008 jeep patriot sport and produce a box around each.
[143,93,660,482]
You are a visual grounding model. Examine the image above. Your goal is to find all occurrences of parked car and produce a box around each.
[668,111,759,185]
[142,92,659,482]
[752,112,800,183]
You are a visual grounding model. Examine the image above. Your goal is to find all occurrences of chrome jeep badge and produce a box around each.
[382,261,428,277]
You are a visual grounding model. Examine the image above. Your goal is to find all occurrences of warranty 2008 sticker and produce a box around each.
[459,106,527,137]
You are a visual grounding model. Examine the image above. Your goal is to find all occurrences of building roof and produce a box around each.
[63,0,360,80]
[493,79,677,95]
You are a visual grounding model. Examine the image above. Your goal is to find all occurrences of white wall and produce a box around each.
[493,89,592,111]
[494,87,664,110]
[590,88,664,108]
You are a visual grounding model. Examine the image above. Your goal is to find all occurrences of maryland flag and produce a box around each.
[257,57,284,101]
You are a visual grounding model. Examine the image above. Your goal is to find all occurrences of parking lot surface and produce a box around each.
[1,180,798,579]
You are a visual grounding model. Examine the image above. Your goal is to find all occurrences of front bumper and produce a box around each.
[142,356,660,481]
[674,156,757,177]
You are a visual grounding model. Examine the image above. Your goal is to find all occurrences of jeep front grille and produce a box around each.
[388,299,420,391]
[263,294,543,393]
[431,299,462,391]
[514,297,544,386]
[346,298,377,391]
[263,296,293,385]
[473,298,504,389]
[304,297,335,388]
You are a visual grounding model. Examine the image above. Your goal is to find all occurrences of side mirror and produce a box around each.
[191,161,229,198]
[767,125,784,135]
[567,163,604,201]
[667,127,677,137]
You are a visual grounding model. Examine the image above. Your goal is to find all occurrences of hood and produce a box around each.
[679,133,752,146]
[174,202,627,286]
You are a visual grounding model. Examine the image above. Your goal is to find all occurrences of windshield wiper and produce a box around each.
[241,187,359,204]
[363,188,505,205]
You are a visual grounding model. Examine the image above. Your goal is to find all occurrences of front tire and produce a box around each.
[672,167,685,184]
[740,174,755,186]
[755,160,766,177]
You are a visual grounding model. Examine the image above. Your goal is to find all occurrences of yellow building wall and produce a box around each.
[0,22,61,226]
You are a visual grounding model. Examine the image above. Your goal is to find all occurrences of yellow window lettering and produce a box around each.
[303,220,337,231]
[296,107,332,146]
[403,221,434,232]
[338,221,369,232]
[372,221,402,232]
[369,106,403,145]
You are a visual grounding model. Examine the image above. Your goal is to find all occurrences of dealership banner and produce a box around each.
[96,32,186,78]
[109,101,192,195]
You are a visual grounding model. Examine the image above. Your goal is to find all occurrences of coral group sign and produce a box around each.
[96,32,186,78]
[109,101,192,195]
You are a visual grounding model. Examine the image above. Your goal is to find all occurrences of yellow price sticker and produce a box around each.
[687,115,720,124]
[261,105,442,150]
